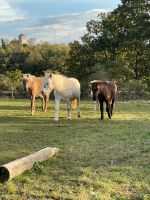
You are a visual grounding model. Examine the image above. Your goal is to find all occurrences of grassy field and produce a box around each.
[0,99,149,200]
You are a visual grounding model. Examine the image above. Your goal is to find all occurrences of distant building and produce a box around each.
[18,34,27,45]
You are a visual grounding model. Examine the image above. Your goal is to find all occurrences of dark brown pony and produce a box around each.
[90,80,117,120]
[21,74,50,115]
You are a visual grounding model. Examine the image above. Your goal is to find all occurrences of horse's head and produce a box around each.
[42,73,54,94]
[89,81,99,101]
[21,74,32,92]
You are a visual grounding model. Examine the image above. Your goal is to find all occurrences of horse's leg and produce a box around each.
[45,94,49,112]
[111,97,115,116]
[67,100,71,119]
[77,97,80,117]
[31,96,35,115]
[100,101,104,120]
[40,94,44,111]
[54,99,60,123]
[106,101,111,119]
[44,94,49,112]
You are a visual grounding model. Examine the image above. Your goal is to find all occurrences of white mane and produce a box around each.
[52,74,69,90]
[90,80,101,84]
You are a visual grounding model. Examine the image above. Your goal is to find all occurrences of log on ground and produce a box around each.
[0,147,59,183]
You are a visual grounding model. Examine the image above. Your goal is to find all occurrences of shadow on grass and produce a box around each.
[0,105,29,111]
[0,110,149,125]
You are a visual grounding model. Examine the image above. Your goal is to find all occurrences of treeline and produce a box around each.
[0,0,150,99]
[0,43,70,97]
[0,42,69,75]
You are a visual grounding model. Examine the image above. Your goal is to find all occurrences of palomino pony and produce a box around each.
[42,73,81,123]
[21,74,50,115]
[90,80,117,120]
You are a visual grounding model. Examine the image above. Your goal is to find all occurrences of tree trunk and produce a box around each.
[11,89,14,99]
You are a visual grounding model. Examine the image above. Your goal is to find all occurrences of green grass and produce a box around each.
[0,99,150,200]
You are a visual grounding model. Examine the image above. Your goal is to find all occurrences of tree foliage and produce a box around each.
[67,0,150,88]
[0,42,69,76]
[0,70,22,98]
[0,0,149,97]
[0,41,70,96]
[66,41,98,80]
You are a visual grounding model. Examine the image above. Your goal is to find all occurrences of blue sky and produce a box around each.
[0,0,121,44]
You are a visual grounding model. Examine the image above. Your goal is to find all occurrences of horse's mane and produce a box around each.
[90,80,101,84]
[22,74,36,79]
[90,80,114,85]
[52,74,67,79]
[52,74,69,89]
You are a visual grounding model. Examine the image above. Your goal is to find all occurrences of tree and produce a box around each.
[89,0,150,81]
[67,0,150,89]
[0,70,22,99]
[66,41,98,81]
[28,38,36,46]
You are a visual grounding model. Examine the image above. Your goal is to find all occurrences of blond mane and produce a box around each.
[52,74,72,90]
[22,74,36,80]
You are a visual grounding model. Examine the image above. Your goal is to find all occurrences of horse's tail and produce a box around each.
[71,99,77,109]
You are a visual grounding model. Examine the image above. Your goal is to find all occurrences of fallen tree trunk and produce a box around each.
[0,147,59,183]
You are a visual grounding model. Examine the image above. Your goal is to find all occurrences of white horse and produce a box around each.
[42,73,81,123]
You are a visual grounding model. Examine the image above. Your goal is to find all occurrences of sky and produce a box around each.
[0,0,121,44]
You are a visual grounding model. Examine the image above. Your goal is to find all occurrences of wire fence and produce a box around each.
[0,90,150,101]
[117,91,150,101]
[0,91,27,99]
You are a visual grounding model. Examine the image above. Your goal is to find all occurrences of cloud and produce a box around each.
[32,26,87,44]
[22,9,107,43]
[0,0,25,23]
[0,0,111,43]
[35,9,106,27]
[0,0,108,43]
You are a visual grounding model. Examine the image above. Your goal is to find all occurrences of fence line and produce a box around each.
[0,91,27,99]
[0,90,150,101]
